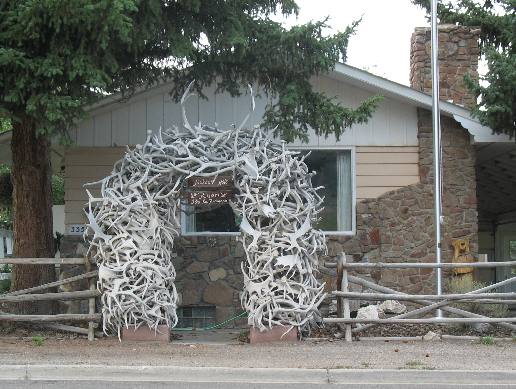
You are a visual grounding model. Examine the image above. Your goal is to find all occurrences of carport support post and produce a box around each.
[431,0,443,316]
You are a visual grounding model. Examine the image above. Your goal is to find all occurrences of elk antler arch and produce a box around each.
[84,84,327,337]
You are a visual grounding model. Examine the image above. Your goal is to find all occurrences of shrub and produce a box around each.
[480,336,495,345]
[445,277,509,318]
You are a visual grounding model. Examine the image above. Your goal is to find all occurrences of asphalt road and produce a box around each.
[1,381,516,389]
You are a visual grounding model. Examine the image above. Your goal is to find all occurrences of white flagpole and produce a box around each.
[431,0,443,317]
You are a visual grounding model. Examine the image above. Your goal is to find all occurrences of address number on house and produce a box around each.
[68,224,86,235]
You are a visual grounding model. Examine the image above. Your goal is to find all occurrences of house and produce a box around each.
[1,25,514,324]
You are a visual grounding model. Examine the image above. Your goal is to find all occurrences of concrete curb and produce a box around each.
[0,365,329,384]
[0,365,516,385]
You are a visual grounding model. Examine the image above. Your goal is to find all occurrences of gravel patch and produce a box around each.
[0,335,514,371]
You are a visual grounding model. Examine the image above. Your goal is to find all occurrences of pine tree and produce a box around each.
[0,1,379,306]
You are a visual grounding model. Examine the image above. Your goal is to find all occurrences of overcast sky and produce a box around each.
[273,0,429,85]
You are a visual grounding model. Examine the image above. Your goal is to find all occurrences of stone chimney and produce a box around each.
[410,25,480,108]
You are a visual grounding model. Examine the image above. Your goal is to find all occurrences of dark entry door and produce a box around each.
[496,229,516,293]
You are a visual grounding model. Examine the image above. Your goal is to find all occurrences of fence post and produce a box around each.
[336,255,343,319]
[84,257,96,341]
[338,252,352,342]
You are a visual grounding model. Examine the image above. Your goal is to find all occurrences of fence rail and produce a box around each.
[324,253,516,342]
[0,257,99,340]
[0,257,93,265]
[324,260,516,269]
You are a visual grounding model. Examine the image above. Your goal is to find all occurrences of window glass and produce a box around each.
[194,204,238,233]
[303,150,353,232]
[182,203,238,234]
[304,151,338,231]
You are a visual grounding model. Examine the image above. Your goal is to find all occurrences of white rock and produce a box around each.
[423,331,440,341]
[356,305,383,321]
[379,300,407,314]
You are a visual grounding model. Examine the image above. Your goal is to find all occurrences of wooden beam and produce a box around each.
[0,258,93,265]
[332,291,516,301]
[0,290,99,303]
[325,261,516,269]
[41,324,104,338]
[325,317,516,324]
[4,271,98,296]
[0,314,101,322]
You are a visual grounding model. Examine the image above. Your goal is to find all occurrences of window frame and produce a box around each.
[289,145,356,236]
[180,145,356,237]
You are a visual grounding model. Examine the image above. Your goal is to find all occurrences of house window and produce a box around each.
[180,148,355,235]
[303,149,354,234]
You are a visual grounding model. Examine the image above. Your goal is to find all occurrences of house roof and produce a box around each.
[330,63,511,143]
[0,62,511,146]
[77,62,514,144]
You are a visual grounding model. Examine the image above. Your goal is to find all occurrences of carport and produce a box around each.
[476,142,516,292]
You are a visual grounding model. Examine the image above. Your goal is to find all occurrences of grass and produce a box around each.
[32,335,44,347]
[237,329,249,343]
[403,360,434,370]
[480,336,495,345]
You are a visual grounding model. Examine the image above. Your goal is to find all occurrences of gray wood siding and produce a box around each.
[70,75,418,148]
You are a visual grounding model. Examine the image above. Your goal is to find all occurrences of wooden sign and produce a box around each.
[186,189,233,206]
[184,175,234,206]
[187,176,233,189]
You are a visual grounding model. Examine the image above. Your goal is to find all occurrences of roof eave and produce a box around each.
[331,63,512,143]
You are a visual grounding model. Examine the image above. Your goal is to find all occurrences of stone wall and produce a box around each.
[326,110,478,293]
[173,235,246,326]
[410,25,480,108]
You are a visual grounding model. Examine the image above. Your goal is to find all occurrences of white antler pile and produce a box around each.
[84,84,327,337]
[233,133,327,333]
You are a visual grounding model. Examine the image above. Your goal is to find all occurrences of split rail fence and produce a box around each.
[0,257,100,340]
[323,253,516,342]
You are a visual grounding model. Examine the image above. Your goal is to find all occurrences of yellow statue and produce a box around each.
[451,239,474,275]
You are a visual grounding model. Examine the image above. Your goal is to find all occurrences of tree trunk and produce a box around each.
[10,117,55,314]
